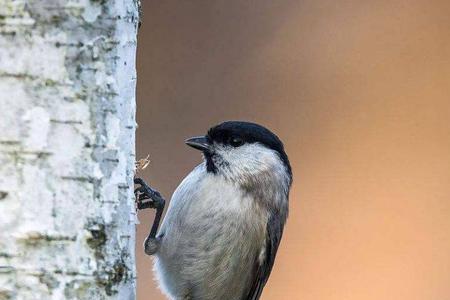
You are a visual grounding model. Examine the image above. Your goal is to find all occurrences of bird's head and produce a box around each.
[186,121,292,196]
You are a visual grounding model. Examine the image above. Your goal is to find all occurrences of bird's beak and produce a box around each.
[185,136,211,152]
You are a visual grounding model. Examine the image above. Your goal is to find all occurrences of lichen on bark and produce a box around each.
[0,0,139,299]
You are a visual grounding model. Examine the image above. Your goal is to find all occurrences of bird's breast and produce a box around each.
[155,164,268,299]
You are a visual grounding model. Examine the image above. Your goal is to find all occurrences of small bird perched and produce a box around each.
[135,121,292,300]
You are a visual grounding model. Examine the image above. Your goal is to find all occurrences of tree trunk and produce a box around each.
[0,1,138,299]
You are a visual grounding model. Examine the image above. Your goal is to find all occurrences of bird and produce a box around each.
[134,121,292,300]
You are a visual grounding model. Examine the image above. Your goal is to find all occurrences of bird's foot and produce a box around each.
[144,235,162,255]
[134,177,165,210]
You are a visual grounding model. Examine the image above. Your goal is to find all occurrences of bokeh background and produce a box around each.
[135,1,450,299]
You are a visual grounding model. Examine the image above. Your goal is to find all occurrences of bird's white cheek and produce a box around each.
[217,144,279,170]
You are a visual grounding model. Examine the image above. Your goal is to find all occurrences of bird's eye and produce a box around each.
[229,137,244,147]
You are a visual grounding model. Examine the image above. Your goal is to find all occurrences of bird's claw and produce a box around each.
[134,177,164,210]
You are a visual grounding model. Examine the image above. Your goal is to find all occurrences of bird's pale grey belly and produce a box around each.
[154,169,267,300]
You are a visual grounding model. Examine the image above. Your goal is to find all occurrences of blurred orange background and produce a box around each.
[135,1,450,299]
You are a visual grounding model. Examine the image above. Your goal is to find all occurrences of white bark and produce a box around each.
[0,0,138,299]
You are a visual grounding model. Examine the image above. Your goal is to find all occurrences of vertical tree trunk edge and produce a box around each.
[0,1,139,299]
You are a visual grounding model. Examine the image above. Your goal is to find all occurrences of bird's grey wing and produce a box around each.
[244,212,284,300]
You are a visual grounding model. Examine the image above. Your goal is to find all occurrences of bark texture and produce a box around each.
[0,0,138,299]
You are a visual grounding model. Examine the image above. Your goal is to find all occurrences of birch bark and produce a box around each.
[0,0,138,299]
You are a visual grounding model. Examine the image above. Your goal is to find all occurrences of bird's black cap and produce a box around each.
[206,121,292,176]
